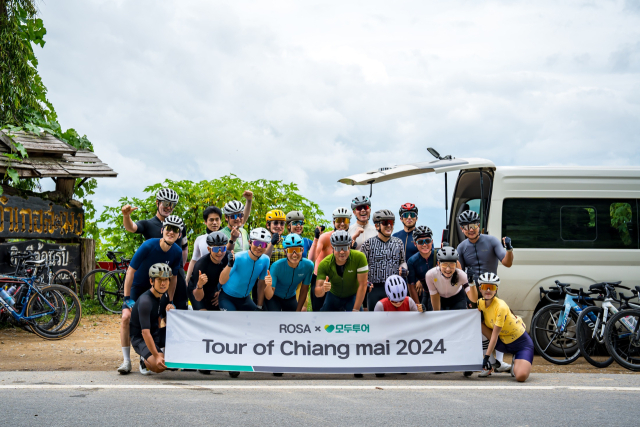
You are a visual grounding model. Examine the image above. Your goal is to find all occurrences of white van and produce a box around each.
[339,157,640,326]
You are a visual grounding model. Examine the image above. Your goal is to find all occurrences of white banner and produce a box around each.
[165,310,483,373]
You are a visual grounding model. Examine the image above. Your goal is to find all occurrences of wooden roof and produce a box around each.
[0,130,117,178]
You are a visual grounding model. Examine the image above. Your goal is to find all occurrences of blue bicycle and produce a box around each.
[531,281,601,365]
[0,274,81,340]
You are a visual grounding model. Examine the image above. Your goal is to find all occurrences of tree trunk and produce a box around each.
[80,238,96,298]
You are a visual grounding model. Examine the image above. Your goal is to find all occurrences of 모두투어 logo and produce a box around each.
[324,324,369,333]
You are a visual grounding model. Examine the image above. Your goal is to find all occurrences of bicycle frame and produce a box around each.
[0,275,57,323]
[600,299,639,339]
[557,293,597,332]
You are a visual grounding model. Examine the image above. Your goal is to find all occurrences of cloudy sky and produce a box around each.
[36,0,640,241]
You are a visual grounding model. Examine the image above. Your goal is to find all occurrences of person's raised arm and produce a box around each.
[219,251,234,285]
[353,272,368,312]
[185,261,195,285]
[122,205,139,233]
[241,190,253,226]
[193,270,207,302]
[265,233,279,257]
[308,226,324,262]
[466,283,478,303]
[501,237,514,268]
[408,282,420,304]
[123,267,136,298]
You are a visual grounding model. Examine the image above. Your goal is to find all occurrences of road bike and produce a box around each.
[603,286,640,372]
[79,251,130,301]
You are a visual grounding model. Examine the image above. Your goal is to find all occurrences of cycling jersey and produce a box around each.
[348,222,377,250]
[317,251,368,298]
[360,236,405,284]
[425,267,470,298]
[269,258,314,299]
[301,237,313,259]
[457,234,506,277]
[270,237,286,265]
[136,216,188,253]
[478,297,526,344]
[407,250,437,286]
[221,226,249,252]
[392,229,418,261]
[188,253,228,310]
[191,233,211,262]
[129,289,166,340]
[129,239,182,292]
[374,297,418,312]
[220,251,269,298]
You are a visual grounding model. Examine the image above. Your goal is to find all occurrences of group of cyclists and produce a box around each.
[117,188,533,382]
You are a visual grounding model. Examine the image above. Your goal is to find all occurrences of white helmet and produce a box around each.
[332,207,352,219]
[330,230,352,246]
[222,200,244,215]
[250,227,271,243]
[385,275,407,302]
[477,272,500,286]
[163,215,184,230]
[156,188,179,203]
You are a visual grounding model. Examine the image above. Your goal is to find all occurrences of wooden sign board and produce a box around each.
[0,194,84,239]
[0,240,81,280]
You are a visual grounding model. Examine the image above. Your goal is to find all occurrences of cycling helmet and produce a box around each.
[266,209,286,222]
[163,215,184,230]
[332,207,352,219]
[385,275,408,302]
[372,209,395,223]
[206,231,229,247]
[330,230,352,246]
[412,225,433,240]
[477,272,500,286]
[149,263,172,279]
[249,227,271,243]
[351,195,371,210]
[283,233,304,248]
[222,200,244,215]
[437,246,459,263]
[286,211,305,224]
[156,188,179,203]
[399,203,418,215]
[458,210,480,226]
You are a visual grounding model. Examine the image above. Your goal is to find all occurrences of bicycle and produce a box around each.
[603,286,640,372]
[576,282,639,368]
[531,281,599,365]
[97,257,129,314]
[79,251,130,301]
[0,274,81,340]
[12,250,78,294]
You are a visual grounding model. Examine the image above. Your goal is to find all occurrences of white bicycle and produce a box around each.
[603,285,640,371]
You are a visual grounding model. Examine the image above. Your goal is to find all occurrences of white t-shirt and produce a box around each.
[191,234,210,262]
[348,221,377,250]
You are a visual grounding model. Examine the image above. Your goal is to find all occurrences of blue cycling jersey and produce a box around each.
[269,258,314,299]
[129,239,182,292]
[221,251,270,298]
[301,237,313,259]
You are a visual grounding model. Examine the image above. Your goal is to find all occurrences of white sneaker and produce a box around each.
[139,357,152,376]
[494,361,512,373]
[478,368,492,378]
[117,360,131,375]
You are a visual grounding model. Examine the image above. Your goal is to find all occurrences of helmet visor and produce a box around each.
[286,247,303,254]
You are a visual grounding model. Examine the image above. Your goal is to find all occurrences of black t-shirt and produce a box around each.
[136,215,188,266]
[130,289,166,340]
[189,253,229,300]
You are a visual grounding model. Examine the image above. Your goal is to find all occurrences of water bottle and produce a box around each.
[187,300,193,311]
[7,285,17,296]
[0,288,16,308]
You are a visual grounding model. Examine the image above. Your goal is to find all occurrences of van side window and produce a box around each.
[502,199,638,249]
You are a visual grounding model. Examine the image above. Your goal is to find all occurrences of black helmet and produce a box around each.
[372,209,395,223]
[351,196,371,210]
[458,210,480,226]
[412,225,433,240]
[330,230,352,246]
[206,231,229,247]
[437,246,459,263]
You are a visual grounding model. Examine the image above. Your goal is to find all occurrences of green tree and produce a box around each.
[97,175,329,260]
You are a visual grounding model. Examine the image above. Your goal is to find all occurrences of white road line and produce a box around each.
[1,385,640,391]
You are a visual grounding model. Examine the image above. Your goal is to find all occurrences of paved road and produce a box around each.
[2,371,639,426]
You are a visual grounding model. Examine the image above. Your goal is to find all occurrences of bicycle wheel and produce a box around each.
[531,304,581,365]
[604,309,640,372]
[576,306,614,368]
[98,270,125,314]
[52,269,78,294]
[79,269,109,301]
[26,284,81,340]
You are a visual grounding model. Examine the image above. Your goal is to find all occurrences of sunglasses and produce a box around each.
[354,205,370,212]
[439,262,456,269]
[401,212,417,219]
[160,201,176,209]
[286,247,303,254]
[416,238,432,246]
[462,223,480,231]
[227,213,244,220]
[209,246,227,253]
[164,225,180,234]
[289,220,304,227]
[270,220,286,227]
[251,240,268,249]
[334,218,350,225]
[332,245,349,253]
[379,220,394,227]
[479,283,498,292]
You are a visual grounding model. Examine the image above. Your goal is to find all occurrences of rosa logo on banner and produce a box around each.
[165,310,483,373]
[165,311,483,374]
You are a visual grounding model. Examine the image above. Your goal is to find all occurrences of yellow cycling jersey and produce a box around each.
[478,297,526,344]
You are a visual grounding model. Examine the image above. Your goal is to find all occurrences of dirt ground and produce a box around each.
[0,314,637,374]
